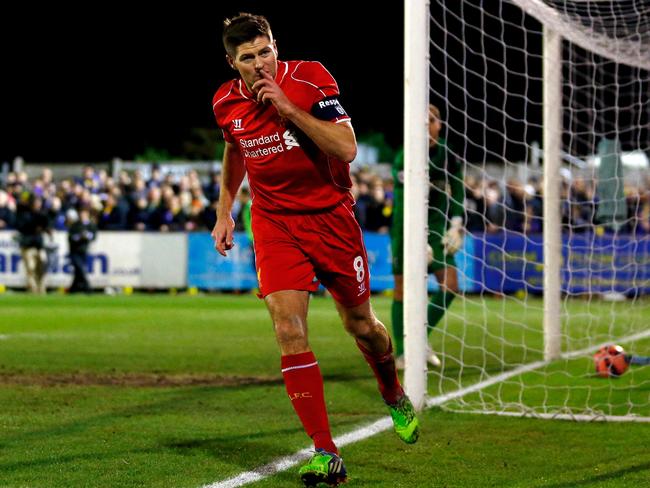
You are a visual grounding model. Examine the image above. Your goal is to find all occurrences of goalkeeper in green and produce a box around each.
[390,104,464,368]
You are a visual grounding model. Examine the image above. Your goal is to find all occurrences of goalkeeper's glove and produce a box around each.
[442,216,464,255]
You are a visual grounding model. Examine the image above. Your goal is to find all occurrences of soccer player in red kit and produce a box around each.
[211,13,419,486]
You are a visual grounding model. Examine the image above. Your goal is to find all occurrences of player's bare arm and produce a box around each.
[252,70,357,163]
[212,142,246,256]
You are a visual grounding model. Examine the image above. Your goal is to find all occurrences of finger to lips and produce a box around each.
[253,85,266,100]
[257,88,270,103]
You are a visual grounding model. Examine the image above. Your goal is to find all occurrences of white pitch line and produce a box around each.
[0,333,52,340]
[202,418,393,488]
[0,332,129,340]
[203,328,650,488]
[454,410,650,423]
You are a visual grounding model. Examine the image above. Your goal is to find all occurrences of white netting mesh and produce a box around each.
[515,0,650,70]
[425,0,650,420]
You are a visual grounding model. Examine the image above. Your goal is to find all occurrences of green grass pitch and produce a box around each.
[1,293,649,487]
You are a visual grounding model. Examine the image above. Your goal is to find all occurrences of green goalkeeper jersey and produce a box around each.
[391,138,464,273]
[392,138,464,230]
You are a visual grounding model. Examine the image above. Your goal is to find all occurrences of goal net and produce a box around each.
[408,0,650,421]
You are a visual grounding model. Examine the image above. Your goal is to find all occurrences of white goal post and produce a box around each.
[403,0,430,411]
[403,0,650,420]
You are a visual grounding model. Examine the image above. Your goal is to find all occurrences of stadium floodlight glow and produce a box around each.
[590,151,650,169]
[403,0,650,421]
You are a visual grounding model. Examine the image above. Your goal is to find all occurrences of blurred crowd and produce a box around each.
[1,165,649,235]
[0,166,223,234]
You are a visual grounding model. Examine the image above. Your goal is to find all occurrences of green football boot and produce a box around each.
[387,394,420,444]
[298,448,347,487]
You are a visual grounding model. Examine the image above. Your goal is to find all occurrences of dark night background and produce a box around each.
[0,2,404,163]
[1,2,647,165]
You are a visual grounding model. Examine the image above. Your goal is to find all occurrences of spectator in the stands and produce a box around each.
[47,196,67,230]
[568,177,596,233]
[353,177,371,229]
[188,186,209,230]
[78,166,101,193]
[201,198,219,231]
[98,190,129,230]
[128,175,149,204]
[524,178,543,234]
[464,174,485,232]
[0,190,16,229]
[147,165,164,189]
[203,170,221,203]
[128,197,151,230]
[117,170,132,192]
[505,178,527,233]
[158,195,189,232]
[624,184,649,234]
[484,180,505,233]
[364,176,391,233]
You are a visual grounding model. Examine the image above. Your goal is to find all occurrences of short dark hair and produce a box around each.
[222,13,272,57]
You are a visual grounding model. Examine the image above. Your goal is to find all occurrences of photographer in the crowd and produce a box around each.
[15,193,52,294]
[67,207,97,293]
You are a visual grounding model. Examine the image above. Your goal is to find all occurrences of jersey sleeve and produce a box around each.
[297,61,351,123]
[212,83,235,143]
[220,126,235,143]
[213,108,235,144]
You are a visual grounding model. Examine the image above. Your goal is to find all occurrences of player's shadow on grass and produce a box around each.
[0,384,285,446]
[0,428,303,474]
[162,413,379,453]
[2,372,374,446]
[0,378,383,473]
[0,448,159,472]
[540,461,650,488]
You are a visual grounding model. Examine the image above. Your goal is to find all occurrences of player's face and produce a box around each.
[229,36,278,95]
[428,109,442,145]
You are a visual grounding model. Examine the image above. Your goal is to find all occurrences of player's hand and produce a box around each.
[252,69,296,118]
[212,215,236,257]
[442,216,464,256]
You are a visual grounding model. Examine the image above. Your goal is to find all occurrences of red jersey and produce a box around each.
[212,60,353,213]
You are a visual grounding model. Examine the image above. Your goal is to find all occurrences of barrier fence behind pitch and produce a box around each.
[1,231,648,295]
[0,231,187,289]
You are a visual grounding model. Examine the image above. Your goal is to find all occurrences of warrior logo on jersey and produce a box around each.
[232,119,244,131]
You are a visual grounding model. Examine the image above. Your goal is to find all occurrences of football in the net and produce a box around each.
[593,344,629,378]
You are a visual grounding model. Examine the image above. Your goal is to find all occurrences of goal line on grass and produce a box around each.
[204,329,650,488]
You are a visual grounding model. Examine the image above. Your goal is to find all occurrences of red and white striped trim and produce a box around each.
[281,361,318,373]
[213,84,234,109]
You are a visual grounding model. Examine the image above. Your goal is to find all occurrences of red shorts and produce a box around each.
[251,200,371,307]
